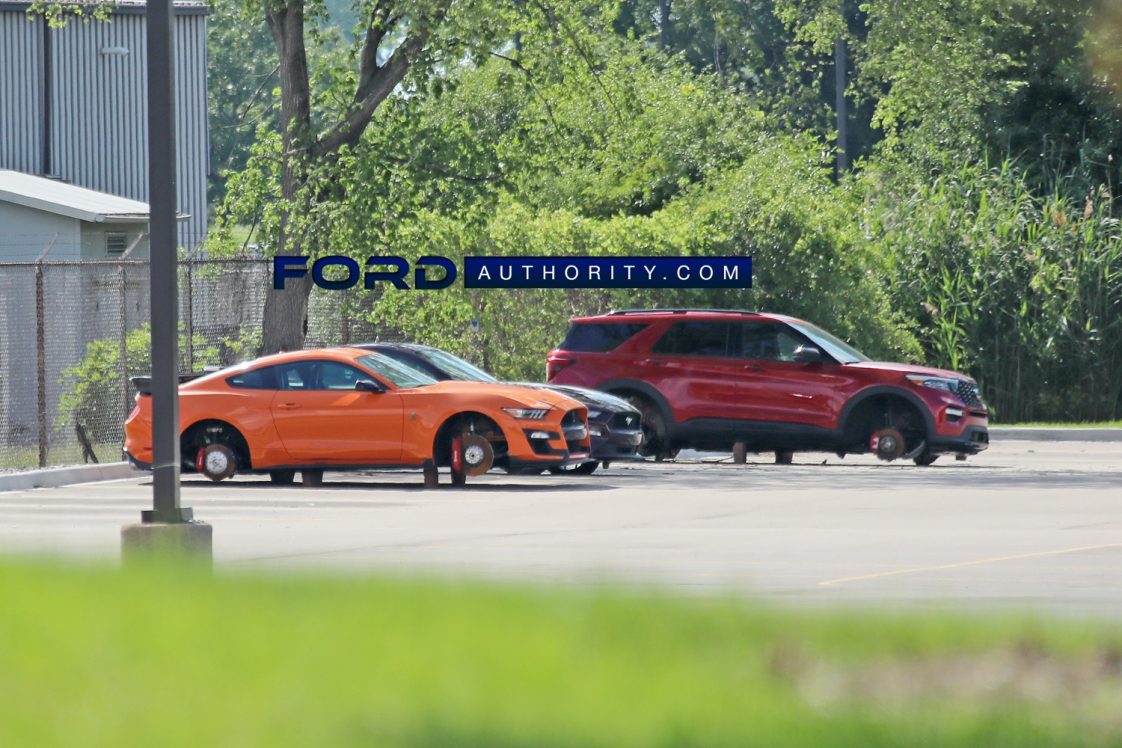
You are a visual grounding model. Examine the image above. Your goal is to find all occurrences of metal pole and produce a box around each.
[119,264,129,426]
[184,260,193,373]
[35,263,47,468]
[144,0,190,523]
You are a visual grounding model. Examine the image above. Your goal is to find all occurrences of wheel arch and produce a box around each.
[838,386,935,442]
[180,418,253,471]
[596,378,675,430]
[432,410,505,466]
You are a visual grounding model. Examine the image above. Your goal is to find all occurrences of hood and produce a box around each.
[420,380,580,410]
[533,384,637,413]
[846,361,974,382]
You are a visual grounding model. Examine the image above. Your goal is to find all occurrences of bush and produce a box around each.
[373,136,920,379]
[57,325,220,443]
[862,161,1122,421]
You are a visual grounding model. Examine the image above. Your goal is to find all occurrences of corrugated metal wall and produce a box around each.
[0,8,209,248]
[0,12,43,174]
[174,14,208,250]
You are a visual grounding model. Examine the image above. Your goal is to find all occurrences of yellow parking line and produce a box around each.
[819,543,1122,587]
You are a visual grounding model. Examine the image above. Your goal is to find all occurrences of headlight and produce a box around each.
[586,409,603,420]
[905,374,958,393]
[503,407,550,420]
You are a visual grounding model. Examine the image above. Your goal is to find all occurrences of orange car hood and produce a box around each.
[416,380,579,410]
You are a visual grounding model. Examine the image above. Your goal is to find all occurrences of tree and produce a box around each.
[207,0,281,202]
[248,0,453,353]
[224,0,652,353]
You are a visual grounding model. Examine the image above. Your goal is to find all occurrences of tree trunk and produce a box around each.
[658,0,672,50]
[261,1,314,354]
[256,1,438,355]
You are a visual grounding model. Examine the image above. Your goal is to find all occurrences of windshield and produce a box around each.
[356,353,438,389]
[787,321,870,364]
[412,347,499,383]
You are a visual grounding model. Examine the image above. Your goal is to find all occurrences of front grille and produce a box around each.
[609,411,642,431]
[561,409,584,428]
[562,410,588,452]
[956,380,983,408]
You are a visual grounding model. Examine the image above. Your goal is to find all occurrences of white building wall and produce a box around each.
[0,202,80,261]
[0,5,209,249]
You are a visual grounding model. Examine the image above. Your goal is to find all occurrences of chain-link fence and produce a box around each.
[0,258,398,471]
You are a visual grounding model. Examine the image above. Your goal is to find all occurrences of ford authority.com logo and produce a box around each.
[273,255,753,291]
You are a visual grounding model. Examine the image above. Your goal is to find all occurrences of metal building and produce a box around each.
[0,1,209,248]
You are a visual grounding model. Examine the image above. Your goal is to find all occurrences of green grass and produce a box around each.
[1,561,1121,747]
[0,442,120,471]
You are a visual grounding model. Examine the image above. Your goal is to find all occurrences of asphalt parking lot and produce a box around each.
[2,439,1120,616]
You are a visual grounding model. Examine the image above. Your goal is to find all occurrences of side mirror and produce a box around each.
[792,344,823,364]
[355,379,385,393]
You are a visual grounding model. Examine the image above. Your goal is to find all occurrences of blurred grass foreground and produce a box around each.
[1,560,1120,747]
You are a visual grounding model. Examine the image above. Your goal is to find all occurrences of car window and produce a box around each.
[738,323,810,362]
[276,362,315,390]
[559,323,647,352]
[226,365,280,390]
[651,322,732,357]
[786,320,869,363]
[317,361,369,390]
[355,353,437,389]
[410,347,499,383]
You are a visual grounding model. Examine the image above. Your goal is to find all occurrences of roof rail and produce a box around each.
[606,308,759,316]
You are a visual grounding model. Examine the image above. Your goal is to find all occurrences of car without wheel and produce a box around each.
[124,347,591,486]
[354,342,643,474]
[546,309,989,466]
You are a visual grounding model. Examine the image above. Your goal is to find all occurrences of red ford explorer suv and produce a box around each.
[546,309,989,466]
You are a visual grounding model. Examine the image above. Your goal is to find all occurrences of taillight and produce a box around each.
[546,355,575,381]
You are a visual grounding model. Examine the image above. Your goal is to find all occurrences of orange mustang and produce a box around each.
[124,347,591,487]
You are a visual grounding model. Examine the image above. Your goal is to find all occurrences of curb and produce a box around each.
[0,462,141,492]
[990,427,1122,443]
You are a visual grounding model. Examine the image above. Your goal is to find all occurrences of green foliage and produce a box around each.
[212,0,1122,419]
[28,1,115,27]
[861,161,1122,421]
[375,135,919,380]
[206,0,280,203]
[57,325,220,443]
[3,560,1122,746]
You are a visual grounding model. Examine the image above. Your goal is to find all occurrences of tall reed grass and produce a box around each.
[866,160,1122,422]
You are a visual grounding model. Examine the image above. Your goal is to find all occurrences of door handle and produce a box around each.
[743,364,764,372]
[276,402,301,410]
[642,358,666,366]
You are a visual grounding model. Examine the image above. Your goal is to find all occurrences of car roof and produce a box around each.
[178,347,376,389]
[244,346,371,365]
[219,347,373,374]
[569,309,799,324]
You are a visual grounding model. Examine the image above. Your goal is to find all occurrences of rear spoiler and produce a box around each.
[131,367,221,395]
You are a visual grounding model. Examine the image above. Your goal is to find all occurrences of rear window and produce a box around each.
[226,365,279,390]
[559,323,647,352]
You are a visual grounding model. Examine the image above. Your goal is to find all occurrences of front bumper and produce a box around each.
[587,410,643,461]
[507,451,595,471]
[919,387,989,455]
[928,425,989,454]
[589,427,643,460]
[503,407,594,468]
